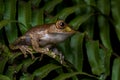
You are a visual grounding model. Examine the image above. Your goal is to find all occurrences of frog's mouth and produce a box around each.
[49,30,76,36]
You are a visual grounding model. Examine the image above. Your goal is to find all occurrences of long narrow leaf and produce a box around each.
[49,5,82,22]
[43,0,62,13]
[5,64,23,79]
[0,44,9,74]
[32,9,44,26]
[20,73,34,80]
[70,32,84,71]
[85,0,96,6]
[53,72,98,80]
[22,58,38,72]
[18,1,32,34]
[97,0,110,15]
[98,16,112,50]
[69,13,92,30]
[97,0,112,50]
[0,75,11,80]
[86,40,104,75]
[111,0,120,41]
[4,0,17,43]
[31,0,41,7]
[99,49,112,79]
[33,63,61,79]
[84,0,96,39]
[0,0,4,20]
[53,72,80,80]
[112,58,120,80]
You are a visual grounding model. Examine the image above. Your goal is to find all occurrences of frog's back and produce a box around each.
[25,24,52,35]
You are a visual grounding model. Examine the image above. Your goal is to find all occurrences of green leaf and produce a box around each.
[0,75,11,80]
[97,0,112,50]
[0,0,4,20]
[85,0,96,6]
[58,39,72,63]
[112,58,120,80]
[33,63,61,79]
[98,16,112,50]
[4,0,17,43]
[0,44,9,73]
[31,0,41,7]
[85,16,95,39]
[53,72,80,80]
[49,5,82,22]
[70,32,84,71]
[82,0,96,38]
[22,58,38,72]
[98,49,112,79]
[69,13,92,30]
[0,20,19,30]
[5,60,22,79]
[0,54,9,74]
[18,1,32,34]
[5,66,16,79]
[86,40,104,75]
[111,0,120,41]
[0,31,4,44]
[43,0,62,13]
[97,0,110,15]
[32,9,44,26]
[53,72,98,80]
[20,73,34,80]
[0,20,10,30]
[72,0,85,4]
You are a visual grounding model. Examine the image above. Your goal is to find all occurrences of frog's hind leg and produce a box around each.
[10,45,35,59]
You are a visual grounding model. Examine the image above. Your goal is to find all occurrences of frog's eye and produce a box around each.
[56,20,66,29]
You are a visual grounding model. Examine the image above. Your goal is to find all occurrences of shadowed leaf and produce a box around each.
[33,63,61,79]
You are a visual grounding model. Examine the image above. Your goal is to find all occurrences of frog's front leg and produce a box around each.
[29,34,49,54]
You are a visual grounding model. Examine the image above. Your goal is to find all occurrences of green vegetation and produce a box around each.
[0,0,120,80]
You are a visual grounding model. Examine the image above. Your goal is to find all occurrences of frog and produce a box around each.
[9,20,76,61]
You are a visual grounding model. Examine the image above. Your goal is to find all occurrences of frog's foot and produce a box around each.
[19,46,35,59]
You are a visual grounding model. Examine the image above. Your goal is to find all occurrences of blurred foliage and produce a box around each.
[0,0,120,80]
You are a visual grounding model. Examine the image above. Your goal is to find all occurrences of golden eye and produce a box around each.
[56,20,66,29]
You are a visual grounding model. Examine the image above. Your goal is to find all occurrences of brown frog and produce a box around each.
[10,20,76,60]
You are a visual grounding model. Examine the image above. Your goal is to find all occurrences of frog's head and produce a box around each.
[46,20,76,43]
[48,20,76,35]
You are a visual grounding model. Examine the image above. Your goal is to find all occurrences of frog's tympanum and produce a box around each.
[10,20,76,60]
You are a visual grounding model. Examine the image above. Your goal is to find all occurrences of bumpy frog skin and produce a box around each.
[10,20,76,60]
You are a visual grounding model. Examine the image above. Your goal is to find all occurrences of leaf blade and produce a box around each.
[33,63,61,79]
[112,58,120,80]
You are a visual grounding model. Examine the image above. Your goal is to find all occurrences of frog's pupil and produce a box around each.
[60,22,64,27]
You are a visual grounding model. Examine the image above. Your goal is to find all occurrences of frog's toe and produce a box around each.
[25,46,35,59]
[19,46,34,59]
[19,46,28,58]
